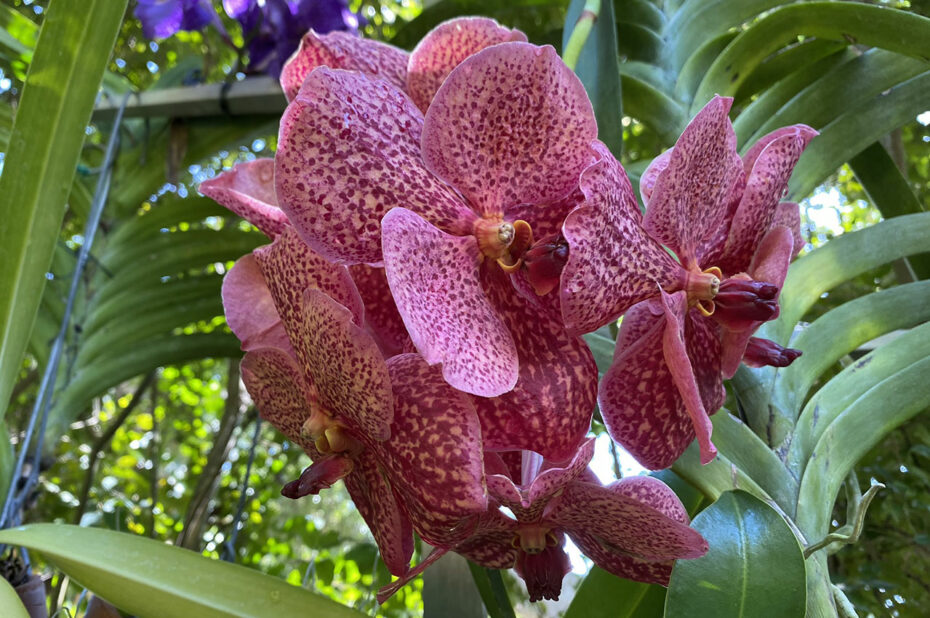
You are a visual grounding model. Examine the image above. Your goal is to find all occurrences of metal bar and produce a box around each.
[92,76,287,121]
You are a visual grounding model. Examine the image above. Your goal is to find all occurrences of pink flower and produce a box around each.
[559,96,816,468]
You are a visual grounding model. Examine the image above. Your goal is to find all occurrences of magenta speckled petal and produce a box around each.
[549,481,708,562]
[685,311,725,417]
[253,226,364,340]
[407,17,527,112]
[570,528,675,585]
[300,289,393,441]
[741,125,818,177]
[642,96,741,266]
[279,30,409,102]
[639,149,671,206]
[614,476,690,524]
[773,202,803,258]
[344,455,414,576]
[275,68,476,265]
[473,269,596,462]
[422,42,597,215]
[528,438,596,507]
[382,208,518,397]
[349,264,412,357]
[719,126,816,274]
[453,510,519,568]
[561,142,685,335]
[378,353,487,546]
[199,159,287,238]
[377,547,448,604]
[240,348,315,451]
[222,254,290,353]
[599,300,697,470]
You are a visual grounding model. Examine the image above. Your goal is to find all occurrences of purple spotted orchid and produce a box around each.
[559,96,816,469]
[273,18,597,462]
[378,439,707,602]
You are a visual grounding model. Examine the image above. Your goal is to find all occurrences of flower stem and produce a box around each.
[562,0,602,71]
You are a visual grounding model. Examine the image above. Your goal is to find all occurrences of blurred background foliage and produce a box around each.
[0,0,929,616]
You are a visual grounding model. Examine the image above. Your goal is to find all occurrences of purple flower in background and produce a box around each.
[134,0,216,39]
[224,0,360,77]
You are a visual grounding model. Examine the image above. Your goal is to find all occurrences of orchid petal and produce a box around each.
[549,481,708,562]
[275,67,475,265]
[281,456,354,498]
[222,254,290,353]
[253,226,364,338]
[719,125,816,274]
[299,289,393,441]
[773,201,803,258]
[407,17,527,112]
[349,264,412,357]
[740,124,818,178]
[240,348,315,451]
[528,438,596,507]
[344,455,414,576]
[377,547,448,604]
[453,510,519,569]
[198,159,288,237]
[378,353,487,546]
[473,269,596,462]
[614,476,690,525]
[639,149,671,207]
[561,142,685,335]
[599,300,698,470]
[422,42,597,216]
[642,96,742,266]
[382,208,518,397]
[279,30,409,102]
[565,531,675,585]
[685,311,725,418]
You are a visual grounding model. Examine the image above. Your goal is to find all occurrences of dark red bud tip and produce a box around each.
[743,337,802,368]
[524,233,569,296]
[280,456,354,499]
[714,278,780,326]
[514,542,571,602]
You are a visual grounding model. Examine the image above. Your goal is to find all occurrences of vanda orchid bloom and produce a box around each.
[377,439,707,603]
[559,96,816,469]
[224,227,487,575]
[271,18,598,462]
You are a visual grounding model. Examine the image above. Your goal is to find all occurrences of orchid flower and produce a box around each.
[378,439,707,602]
[559,96,816,468]
[134,0,216,40]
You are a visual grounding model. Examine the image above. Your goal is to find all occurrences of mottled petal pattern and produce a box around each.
[407,17,527,112]
[642,96,741,266]
[280,30,409,102]
[567,527,675,585]
[222,254,290,353]
[382,208,518,397]
[561,142,685,335]
[613,476,690,525]
[528,438,596,508]
[773,201,803,258]
[684,311,725,417]
[473,268,595,462]
[349,264,412,357]
[378,353,487,546]
[453,510,519,568]
[299,289,393,441]
[422,42,597,215]
[198,159,288,238]
[240,348,315,451]
[276,67,475,265]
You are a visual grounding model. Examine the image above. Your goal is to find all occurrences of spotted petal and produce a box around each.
[561,142,685,335]
[642,96,742,267]
[222,254,290,353]
[378,353,487,547]
[773,201,803,258]
[473,268,596,462]
[422,42,597,216]
[407,17,527,112]
[276,67,475,265]
[198,159,288,238]
[279,30,409,102]
[453,510,519,569]
[382,207,518,397]
[240,348,315,451]
[349,264,412,357]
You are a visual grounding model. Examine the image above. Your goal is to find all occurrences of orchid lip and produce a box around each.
[516,526,551,554]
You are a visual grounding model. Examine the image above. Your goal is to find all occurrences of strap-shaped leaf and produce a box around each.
[565,567,665,618]
[673,31,736,105]
[621,73,686,144]
[693,2,930,112]
[0,576,29,618]
[733,38,846,106]
[0,0,128,419]
[0,524,366,618]
[666,491,806,618]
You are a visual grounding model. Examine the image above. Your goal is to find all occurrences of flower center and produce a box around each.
[514,526,555,555]
[683,266,722,316]
[473,216,534,271]
[523,233,570,296]
[301,404,363,455]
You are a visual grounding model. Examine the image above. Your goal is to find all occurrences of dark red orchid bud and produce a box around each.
[514,540,571,602]
[743,337,802,368]
[281,456,354,499]
[523,233,569,296]
[713,277,779,328]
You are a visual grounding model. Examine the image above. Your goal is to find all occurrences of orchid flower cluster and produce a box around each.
[199,17,815,603]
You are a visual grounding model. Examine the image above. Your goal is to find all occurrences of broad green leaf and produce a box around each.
[674,31,736,105]
[0,576,29,618]
[665,491,806,618]
[565,0,624,156]
[733,38,846,105]
[0,5,38,60]
[693,2,930,111]
[670,442,770,504]
[0,0,128,419]
[621,74,685,145]
[566,567,665,618]
[423,553,484,618]
[0,524,366,618]
[467,564,515,618]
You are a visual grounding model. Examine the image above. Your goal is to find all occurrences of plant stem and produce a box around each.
[562,0,601,71]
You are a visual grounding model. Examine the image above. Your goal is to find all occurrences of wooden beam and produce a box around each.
[92,76,287,121]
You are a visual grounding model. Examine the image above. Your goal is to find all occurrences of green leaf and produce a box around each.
[466,564,515,618]
[621,74,685,145]
[0,576,29,618]
[583,326,615,377]
[0,5,38,60]
[693,2,930,112]
[566,567,665,618]
[0,0,128,419]
[423,553,485,618]
[564,0,624,156]
[665,491,806,618]
[0,524,366,618]
[733,38,847,106]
